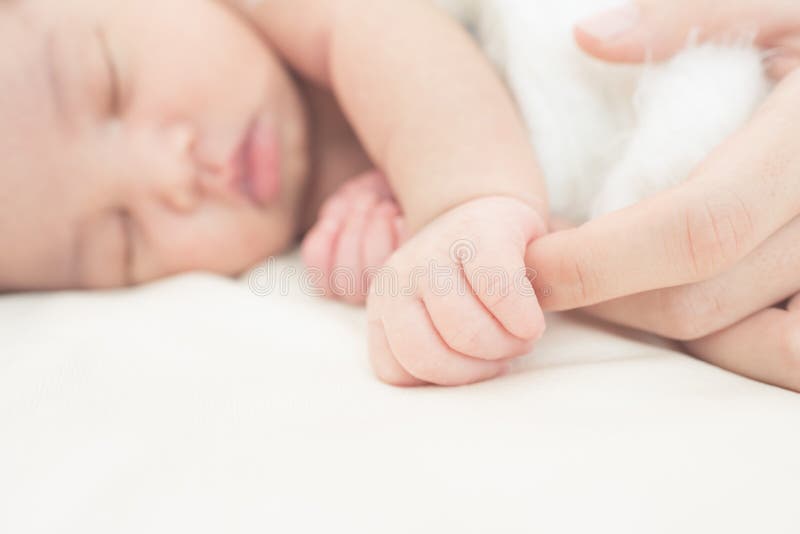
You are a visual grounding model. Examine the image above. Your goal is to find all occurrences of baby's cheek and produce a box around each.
[238,207,297,260]
[140,205,294,279]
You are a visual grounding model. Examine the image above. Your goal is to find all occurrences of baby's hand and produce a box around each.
[302,171,405,304]
[367,197,547,386]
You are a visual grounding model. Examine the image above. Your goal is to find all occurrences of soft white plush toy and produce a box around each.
[435,0,770,221]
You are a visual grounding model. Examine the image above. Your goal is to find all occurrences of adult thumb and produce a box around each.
[573,0,800,63]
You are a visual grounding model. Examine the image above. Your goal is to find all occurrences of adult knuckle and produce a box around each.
[568,253,598,306]
[659,287,723,341]
[677,195,754,282]
[659,291,699,340]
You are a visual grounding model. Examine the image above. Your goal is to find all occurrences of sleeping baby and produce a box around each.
[0,0,549,386]
[0,0,769,386]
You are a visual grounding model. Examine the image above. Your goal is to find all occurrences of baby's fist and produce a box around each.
[367,196,547,387]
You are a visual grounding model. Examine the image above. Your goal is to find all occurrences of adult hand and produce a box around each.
[573,0,800,76]
[524,0,800,391]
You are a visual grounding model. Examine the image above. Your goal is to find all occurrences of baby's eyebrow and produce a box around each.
[43,30,68,126]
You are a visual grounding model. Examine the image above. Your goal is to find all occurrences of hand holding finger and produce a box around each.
[527,70,800,311]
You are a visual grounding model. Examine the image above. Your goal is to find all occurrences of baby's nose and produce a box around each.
[157,123,201,213]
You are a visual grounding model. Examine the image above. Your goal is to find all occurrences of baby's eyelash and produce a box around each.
[96,29,121,116]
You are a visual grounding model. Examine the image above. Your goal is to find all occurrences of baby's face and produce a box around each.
[0,0,309,290]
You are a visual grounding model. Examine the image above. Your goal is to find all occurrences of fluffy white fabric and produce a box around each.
[2,3,797,533]
[438,0,770,220]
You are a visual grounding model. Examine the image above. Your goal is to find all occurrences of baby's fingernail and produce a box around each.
[576,2,640,42]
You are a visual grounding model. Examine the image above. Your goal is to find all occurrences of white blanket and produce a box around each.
[2,255,799,533]
[2,2,798,531]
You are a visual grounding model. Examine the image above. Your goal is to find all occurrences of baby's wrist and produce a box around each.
[406,192,549,234]
[443,193,548,228]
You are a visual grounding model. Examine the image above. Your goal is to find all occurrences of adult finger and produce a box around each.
[527,70,800,311]
[684,306,800,393]
[574,0,800,64]
[581,215,800,340]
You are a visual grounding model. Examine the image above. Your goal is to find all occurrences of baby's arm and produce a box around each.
[224,0,547,229]
[226,0,549,385]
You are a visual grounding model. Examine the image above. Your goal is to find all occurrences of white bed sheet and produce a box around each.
[1,255,798,533]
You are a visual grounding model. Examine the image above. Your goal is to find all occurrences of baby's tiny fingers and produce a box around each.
[334,192,378,302]
[381,298,511,386]
[368,317,425,387]
[356,170,393,199]
[363,202,401,272]
[318,187,356,220]
[462,246,545,341]
[422,269,535,361]
[301,216,343,297]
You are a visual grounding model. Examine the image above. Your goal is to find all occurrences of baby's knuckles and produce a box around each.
[422,196,546,250]
[368,196,546,385]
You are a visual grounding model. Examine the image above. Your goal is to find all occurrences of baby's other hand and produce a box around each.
[367,197,547,387]
[302,171,406,304]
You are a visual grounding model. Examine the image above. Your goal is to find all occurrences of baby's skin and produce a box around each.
[226,0,550,387]
[302,171,406,305]
[0,0,549,387]
[6,0,794,391]
[303,173,547,386]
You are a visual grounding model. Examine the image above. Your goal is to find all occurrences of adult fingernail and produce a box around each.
[576,3,641,42]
